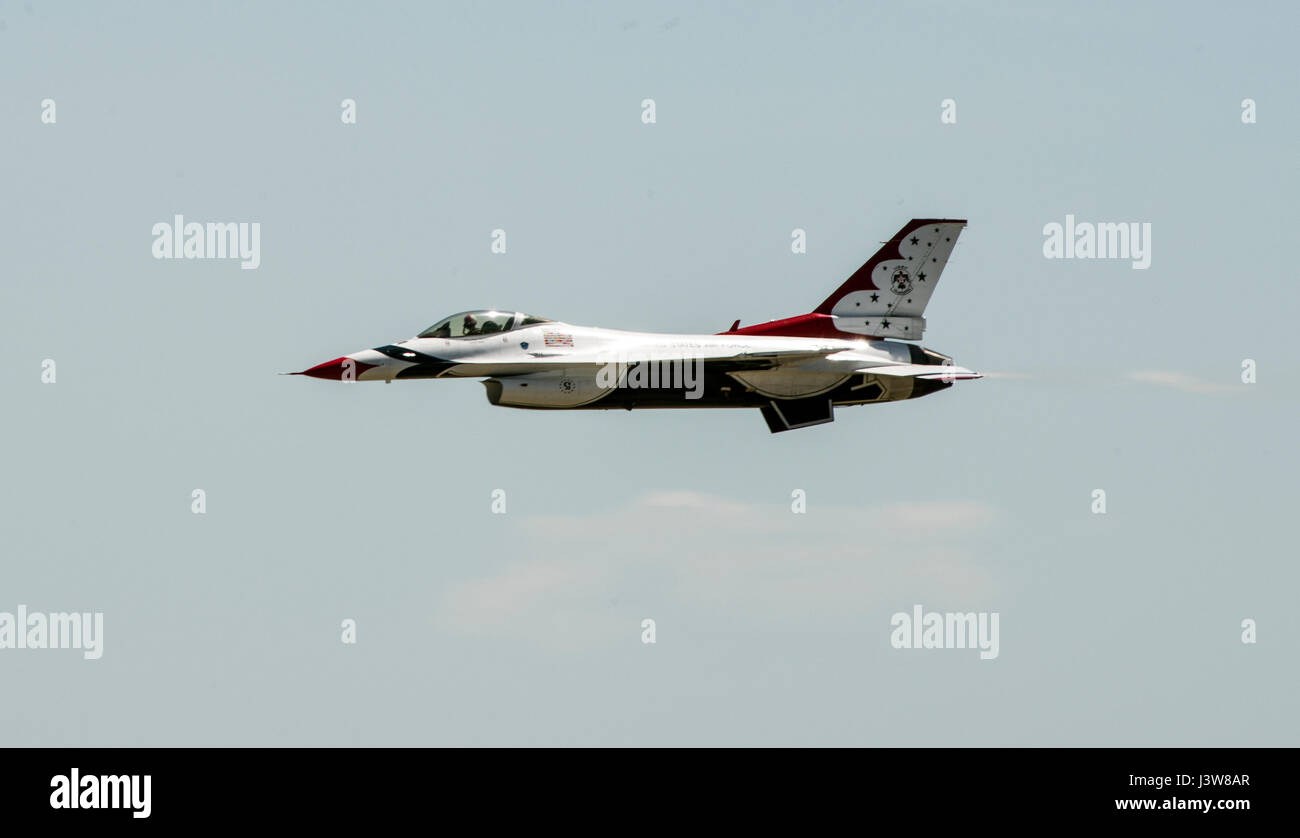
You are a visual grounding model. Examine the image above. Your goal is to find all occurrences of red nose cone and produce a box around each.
[298,357,378,380]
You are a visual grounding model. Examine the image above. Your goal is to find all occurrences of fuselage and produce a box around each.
[293,219,980,432]
[299,317,960,411]
[361,323,896,380]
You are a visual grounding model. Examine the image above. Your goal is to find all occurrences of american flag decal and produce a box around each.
[542,331,574,347]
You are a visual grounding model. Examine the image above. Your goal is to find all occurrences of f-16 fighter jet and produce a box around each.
[294,219,980,433]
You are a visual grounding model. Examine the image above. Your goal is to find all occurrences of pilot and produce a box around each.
[462,313,479,336]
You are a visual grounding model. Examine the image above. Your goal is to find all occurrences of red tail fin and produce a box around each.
[815,218,966,315]
[723,219,966,341]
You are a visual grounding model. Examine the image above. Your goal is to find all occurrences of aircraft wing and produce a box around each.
[493,346,832,374]
[489,349,980,379]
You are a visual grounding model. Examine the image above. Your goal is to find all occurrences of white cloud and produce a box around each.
[873,500,998,531]
[436,493,1002,648]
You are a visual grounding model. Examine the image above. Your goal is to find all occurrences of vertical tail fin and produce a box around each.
[813,218,966,339]
[722,219,967,341]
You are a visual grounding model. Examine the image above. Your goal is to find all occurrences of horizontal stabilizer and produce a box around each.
[854,364,982,380]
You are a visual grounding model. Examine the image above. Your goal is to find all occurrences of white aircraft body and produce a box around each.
[295,218,981,432]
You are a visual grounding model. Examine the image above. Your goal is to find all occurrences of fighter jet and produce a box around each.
[294,218,980,433]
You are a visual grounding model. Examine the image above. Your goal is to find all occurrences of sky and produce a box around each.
[2,0,1296,746]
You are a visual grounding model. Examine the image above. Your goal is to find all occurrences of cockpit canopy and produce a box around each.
[417,310,552,339]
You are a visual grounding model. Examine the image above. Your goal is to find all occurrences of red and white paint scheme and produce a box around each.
[294,219,981,433]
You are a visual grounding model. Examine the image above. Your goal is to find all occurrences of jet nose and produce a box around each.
[296,356,379,381]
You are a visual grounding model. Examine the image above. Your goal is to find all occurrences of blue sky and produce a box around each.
[2,1,1296,745]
